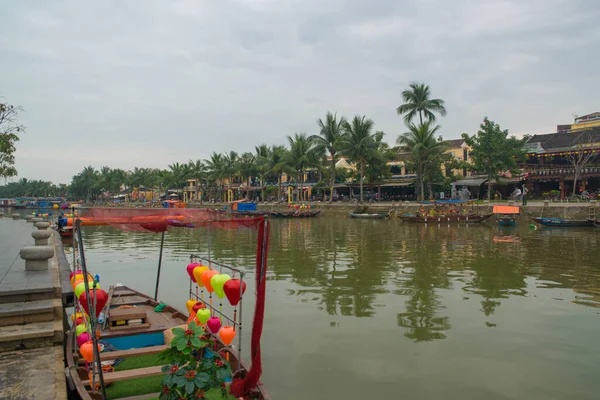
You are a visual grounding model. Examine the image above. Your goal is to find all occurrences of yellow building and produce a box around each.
[571,112,600,131]
[442,139,471,177]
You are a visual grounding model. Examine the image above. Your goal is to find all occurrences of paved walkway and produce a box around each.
[0,217,54,296]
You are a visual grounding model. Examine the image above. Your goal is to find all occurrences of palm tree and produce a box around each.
[286,133,317,202]
[238,152,257,199]
[255,144,271,201]
[206,152,227,201]
[396,82,446,125]
[396,121,445,200]
[340,116,379,202]
[223,151,239,191]
[311,112,347,202]
[268,145,290,202]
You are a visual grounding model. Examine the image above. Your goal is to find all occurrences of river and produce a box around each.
[64,214,600,400]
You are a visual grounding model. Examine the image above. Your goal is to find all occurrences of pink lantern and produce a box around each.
[77,332,91,347]
[207,316,222,334]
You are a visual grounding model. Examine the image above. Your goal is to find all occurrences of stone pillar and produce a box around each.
[24,215,34,222]
[34,222,50,230]
[12,214,20,220]
[19,246,54,271]
[0,211,3,218]
[32,229,52,245]
[31,217,43,223]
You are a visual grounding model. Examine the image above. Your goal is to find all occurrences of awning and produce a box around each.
[493,205,520,214]
[381,181,414,187]
[452,178,487,186]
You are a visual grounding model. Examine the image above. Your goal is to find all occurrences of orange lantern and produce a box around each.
[219,326,236,346]
[79,341,100,363]
[201,270,218,293]
[72,279,84,290]
[193,266,209,287]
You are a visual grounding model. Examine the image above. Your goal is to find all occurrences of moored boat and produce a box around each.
[64,208,272,400]
[532,217,594,227]
[399,213,493,223]
[349,212,389,219]
[66,286,268,400]
[493,205,520,226]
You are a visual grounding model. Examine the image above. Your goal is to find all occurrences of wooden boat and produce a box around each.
[591,219,600,228]
[493,205,519,227]
[533,217,594,227]
[58,227,73,238]
[399,213,493,223]
[349,212,388,219]
[276,209,321,218]
[65,285,268,400]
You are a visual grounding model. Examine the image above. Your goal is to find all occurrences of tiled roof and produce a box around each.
[527,127,600,151]
[446,138,465,148]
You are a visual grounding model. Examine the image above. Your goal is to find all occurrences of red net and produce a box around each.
[78,207,264,232]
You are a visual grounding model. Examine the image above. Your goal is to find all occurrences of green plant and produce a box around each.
[158,321,233,400]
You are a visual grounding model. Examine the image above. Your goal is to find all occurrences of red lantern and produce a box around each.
[79,289,108,318]
[207,316,221,334]
[223,279,247,306]
[192,302,205,312]
[186,263,201,282]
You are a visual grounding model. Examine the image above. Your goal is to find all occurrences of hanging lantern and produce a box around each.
[80,289,109,318]
[219,326,236,345]
[186,263,201,282]
[210,274,231,299]
[75,282,100,299]
[224,279,247,306]
[207,316,221,334]
[71,312,88,323]
[196,308,211,324]
[201,270,218,292]
[185,299,196,315]
[71,279,84,290]
[79,341,99,363]
[75,323,88,337]
[192,266,209,286]
[192,302,205,313]
[77,332,91,347]
[75,317,85,326]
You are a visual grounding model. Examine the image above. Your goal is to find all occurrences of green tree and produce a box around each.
[267,145,290,201]
[286,133,318,202]
[396,82,447,125]
[397,121,444,200]
[238,152,257,199]
[254,144,271,201]
[206,152,227,201]
[0,100,25,179]
[462,117,528,200]
[311,112,347,202]
[340,115,379,202]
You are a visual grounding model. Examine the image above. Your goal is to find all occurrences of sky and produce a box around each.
[1,0,599,184]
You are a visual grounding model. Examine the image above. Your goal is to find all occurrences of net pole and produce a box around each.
[154,231,166,301]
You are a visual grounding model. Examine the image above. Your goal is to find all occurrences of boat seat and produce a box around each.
[77,345,169,365]
[82,365,167,386]
[108,307,149,330]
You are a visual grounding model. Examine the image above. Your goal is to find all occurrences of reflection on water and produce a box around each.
[63,214,600,400]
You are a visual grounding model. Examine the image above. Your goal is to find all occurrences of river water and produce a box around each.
[66,215,600,400]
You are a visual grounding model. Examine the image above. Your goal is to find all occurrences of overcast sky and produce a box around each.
[1,0,599,184]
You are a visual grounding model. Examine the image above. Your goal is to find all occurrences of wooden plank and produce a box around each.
[93,345,168,361]
[82,365,167,385]
[112,289,138,297]
[118,393,161,400]
[108,322,151,331]
[109,308,147,320]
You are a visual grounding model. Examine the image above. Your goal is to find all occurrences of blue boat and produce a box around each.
[532,217,593,227]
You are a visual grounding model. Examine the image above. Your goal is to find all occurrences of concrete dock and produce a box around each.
[0,215,67,400]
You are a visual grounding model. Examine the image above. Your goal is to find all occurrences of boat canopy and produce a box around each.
[493,205,520,214]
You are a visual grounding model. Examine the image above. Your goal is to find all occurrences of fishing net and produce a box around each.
[79,207,263,232]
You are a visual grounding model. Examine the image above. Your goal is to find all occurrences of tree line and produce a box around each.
[1,84,528,202]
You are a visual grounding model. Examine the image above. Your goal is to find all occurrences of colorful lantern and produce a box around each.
[186,263,201,282]
[196,308,211,324]
[192,266,209,286]
[79,289,109,318]
[210,274,231,299]
[79,341,99,363]
[75,317,85,326]
[192,302,205,313]
[71,279,84,290]
[207,316,221,334]
[75,323,88,336]
[185,299,196,315]
[224,279,247,306]
[75,282,100,298]
[77,332,91,347]
[219,326,236,345]
[201,270,218,292]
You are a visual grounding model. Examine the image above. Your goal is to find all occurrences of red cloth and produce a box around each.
[230,218,269,397]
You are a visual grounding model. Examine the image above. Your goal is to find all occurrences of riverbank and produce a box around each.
[184,200,599,219]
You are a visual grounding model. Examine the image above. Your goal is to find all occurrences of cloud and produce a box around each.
[1,0,599,183]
